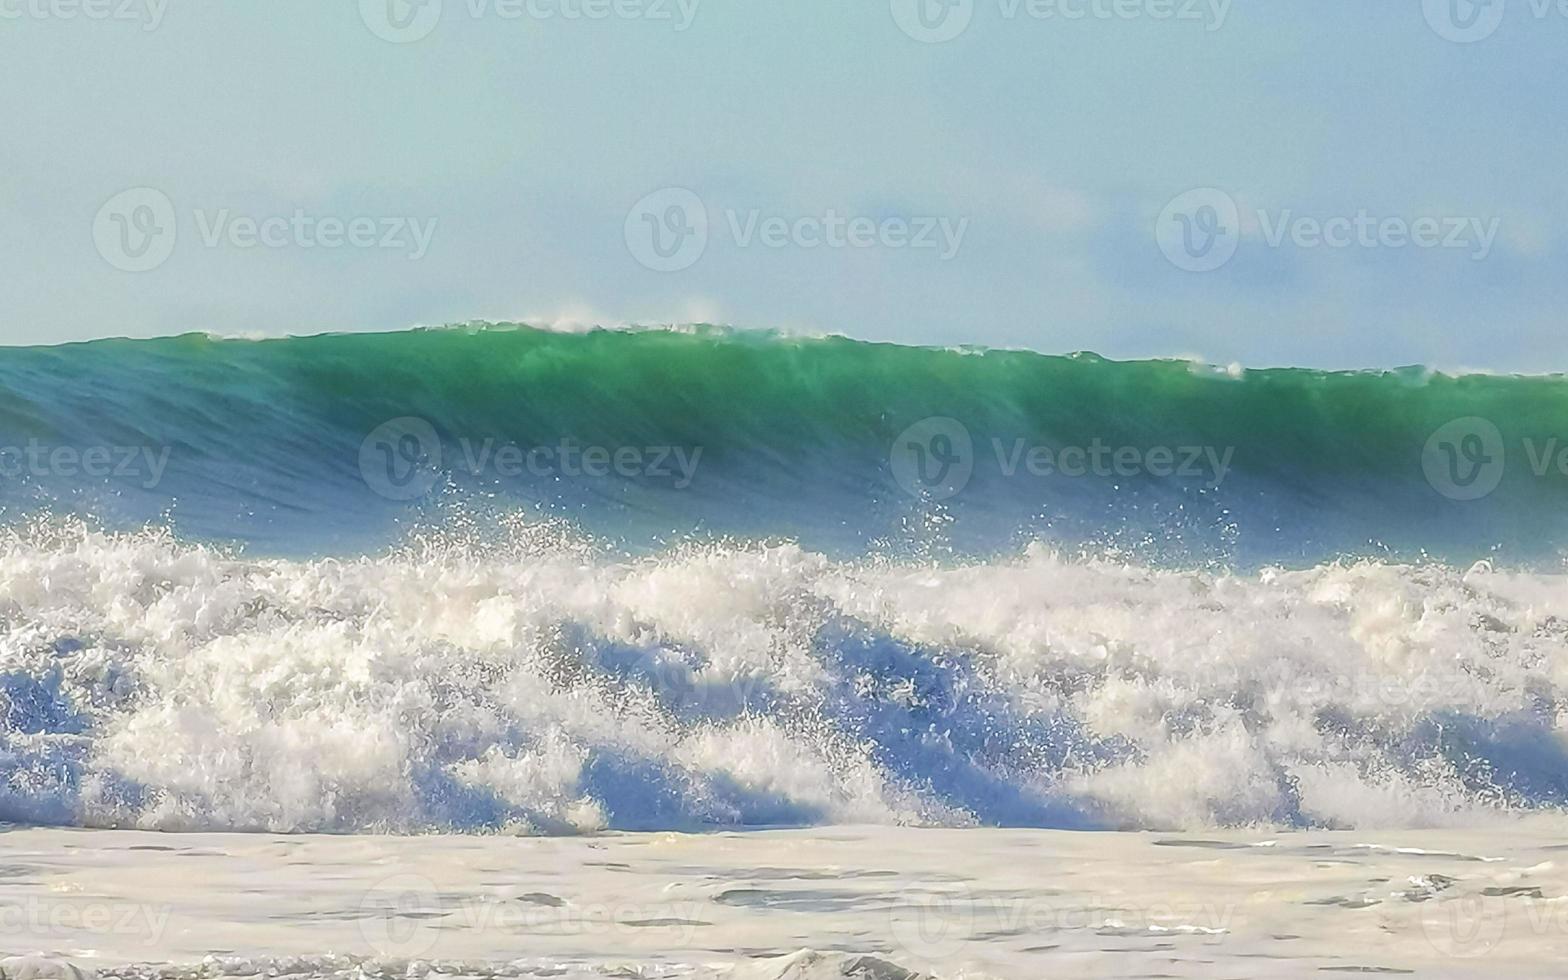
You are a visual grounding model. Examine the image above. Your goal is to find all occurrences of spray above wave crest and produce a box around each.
[2,520,1565,833]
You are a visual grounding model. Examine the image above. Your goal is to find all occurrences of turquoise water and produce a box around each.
[0,324,1564,566]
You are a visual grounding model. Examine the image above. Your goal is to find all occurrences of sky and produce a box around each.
[1,0,1563,369]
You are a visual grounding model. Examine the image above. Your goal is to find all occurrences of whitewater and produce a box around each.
[4,519,1564,835]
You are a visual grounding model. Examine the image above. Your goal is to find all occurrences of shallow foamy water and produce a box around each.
[3,823,1567,979]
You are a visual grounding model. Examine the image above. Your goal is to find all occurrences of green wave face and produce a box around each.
[0,324,1565,565]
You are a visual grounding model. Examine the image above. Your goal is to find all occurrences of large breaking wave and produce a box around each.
[1,325,1566,833]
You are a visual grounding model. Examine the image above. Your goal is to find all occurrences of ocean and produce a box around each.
[1,324,1565,977]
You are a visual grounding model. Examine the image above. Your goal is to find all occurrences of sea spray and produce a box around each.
[2,519,1564,833]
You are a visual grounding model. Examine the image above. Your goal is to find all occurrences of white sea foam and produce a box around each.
[11,822,1568,978]
[1,520,1565,833]
[2,952,939,980]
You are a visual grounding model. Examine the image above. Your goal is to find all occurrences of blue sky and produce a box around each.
[1,0,1563,368]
